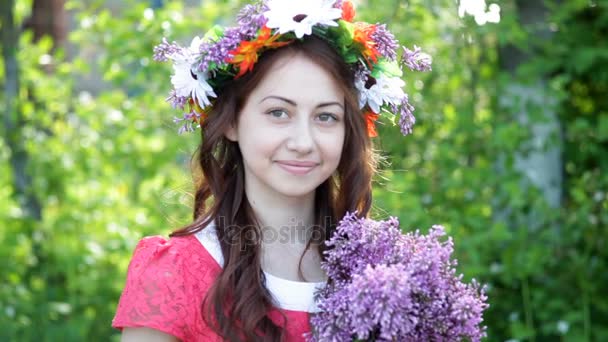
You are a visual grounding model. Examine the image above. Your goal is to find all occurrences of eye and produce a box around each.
[317,113,339,122]
[267,109,289,119]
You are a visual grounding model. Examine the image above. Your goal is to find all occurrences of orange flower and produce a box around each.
[364,110,380,137]
[341,1,356,22]
[198,111,208,124]
[189,98,208,123]
[227,26,292,78]
[353,22,380,68]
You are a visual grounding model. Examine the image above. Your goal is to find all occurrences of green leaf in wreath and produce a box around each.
[202,25,225,43]
[371,59,403,78]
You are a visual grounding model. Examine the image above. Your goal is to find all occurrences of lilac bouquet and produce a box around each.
[307,212,489,342]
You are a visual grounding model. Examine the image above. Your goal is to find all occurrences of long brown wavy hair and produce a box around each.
[170,36,379,341]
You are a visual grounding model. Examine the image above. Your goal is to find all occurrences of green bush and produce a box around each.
[0,0,605,340]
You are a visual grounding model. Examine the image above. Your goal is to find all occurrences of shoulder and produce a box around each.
[129,230,222,280]
[130,234,199,265]
[112,230,222,341]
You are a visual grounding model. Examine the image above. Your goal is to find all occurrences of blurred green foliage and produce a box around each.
[0,0,606,341]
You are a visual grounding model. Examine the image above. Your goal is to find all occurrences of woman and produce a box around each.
[112,1,428,341]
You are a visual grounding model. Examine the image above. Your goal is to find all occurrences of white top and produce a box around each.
[195,222,326,313]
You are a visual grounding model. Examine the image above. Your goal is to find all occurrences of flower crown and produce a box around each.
[153,0,432,137]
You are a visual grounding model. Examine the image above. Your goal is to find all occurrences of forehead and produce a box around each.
[248,53,344,104]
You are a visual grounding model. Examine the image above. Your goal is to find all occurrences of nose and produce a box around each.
[286,114,314,154]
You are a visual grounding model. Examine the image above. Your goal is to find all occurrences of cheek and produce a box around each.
[236,112,278,155]
[238,129,282,161]
[321,128,345,165]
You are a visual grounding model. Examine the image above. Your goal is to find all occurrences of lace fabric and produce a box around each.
[112,233,315,341]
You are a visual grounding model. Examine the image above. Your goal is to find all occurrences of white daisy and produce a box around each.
[168,36,216,108]
[264,0,342,39]
[356,74,406,113]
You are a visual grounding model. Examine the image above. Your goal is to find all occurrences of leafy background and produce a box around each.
[1,0,606,341]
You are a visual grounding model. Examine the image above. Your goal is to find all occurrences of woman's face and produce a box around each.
[225,52,346,199]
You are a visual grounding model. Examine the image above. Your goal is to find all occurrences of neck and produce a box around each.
[244,183,316,248]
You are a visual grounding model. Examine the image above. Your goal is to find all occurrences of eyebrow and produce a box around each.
[260,95,344,110]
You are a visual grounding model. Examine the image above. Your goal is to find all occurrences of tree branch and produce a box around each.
[1,0,42,220]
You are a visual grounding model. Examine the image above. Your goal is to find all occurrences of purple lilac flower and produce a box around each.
[401,45,432,72]
[390,95,416,136]
[321,212,404,282]
[195,2,269,74]
[196,20,267,74]
[237,4,260,23]
[173,109,202,134]
[197,41,211,55]
[197,27,242,73]
[307,214,489,342]
[153,38,183,62]
[447,279,488,340]
[396,226,488,341]
[166,90,188,110]
[371,24,398,60]
[346,264,418,340]
[237,3,268,31]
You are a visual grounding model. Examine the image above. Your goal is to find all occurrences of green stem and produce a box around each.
[582,288,590,342]
[522,277,535,341]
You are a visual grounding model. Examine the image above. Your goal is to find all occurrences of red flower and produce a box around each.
[353,22,380,68]
[341,1,356,22]
[364,110,380,137]
[227,26,292,78]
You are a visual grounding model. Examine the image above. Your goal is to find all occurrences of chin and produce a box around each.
[271,184,318,199]
[278,189,316,199]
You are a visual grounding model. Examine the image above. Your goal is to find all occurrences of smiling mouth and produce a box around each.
[275,161,317,175]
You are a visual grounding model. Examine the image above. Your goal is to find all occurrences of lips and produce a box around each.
[275,160,319,175]
[276,160,318,167]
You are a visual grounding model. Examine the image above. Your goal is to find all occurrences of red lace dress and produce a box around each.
[112,223,326,341]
